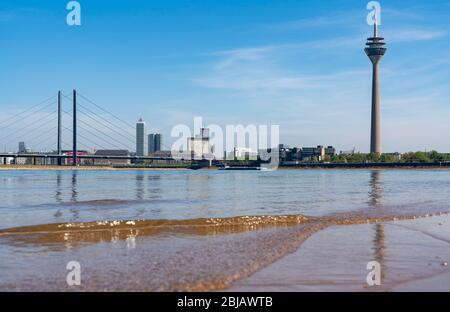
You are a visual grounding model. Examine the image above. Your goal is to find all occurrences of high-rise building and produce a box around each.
[365,20,387,154]
[154,134,162,152]
[148,134,155,154]
[136,118,148,157]
[148,133,162,154]
[18,142,26,153]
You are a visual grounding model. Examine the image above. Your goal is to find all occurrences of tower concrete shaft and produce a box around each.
[365,23,386,155]
[370,62,381,154]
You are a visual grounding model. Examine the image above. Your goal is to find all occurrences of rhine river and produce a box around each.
[1,169,449,291]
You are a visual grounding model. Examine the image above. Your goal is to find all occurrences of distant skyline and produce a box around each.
[1,0,450,152]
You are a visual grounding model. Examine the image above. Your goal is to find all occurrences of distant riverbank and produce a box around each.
[0,165,190,171]
[1,162,450,171]
[278,162,450,169]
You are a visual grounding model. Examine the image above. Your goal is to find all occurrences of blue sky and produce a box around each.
[1,0,449,152]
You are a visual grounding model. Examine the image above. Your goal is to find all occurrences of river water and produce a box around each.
[0,169,449,291]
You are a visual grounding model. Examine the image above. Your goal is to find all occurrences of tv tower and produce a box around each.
[365,17,387,154]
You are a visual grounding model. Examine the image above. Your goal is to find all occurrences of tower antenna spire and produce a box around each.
[374,14,378,37]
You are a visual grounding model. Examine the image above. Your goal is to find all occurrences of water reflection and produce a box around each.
[369,170,382,207]
[53,172,64,218]
[369,170,386,282]
[55,171,63,203]
[1,169,447,231]
[147,175,162,198]
[187,174,212,202]
[71,171,78,202]
[135,173,144,200]
[70,172,79,220]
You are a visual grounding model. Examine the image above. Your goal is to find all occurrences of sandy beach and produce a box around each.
[1,212,449,291]
[229,214,450,292]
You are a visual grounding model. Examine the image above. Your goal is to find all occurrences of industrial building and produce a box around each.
[188,128,212,160]
[229,147,258,161]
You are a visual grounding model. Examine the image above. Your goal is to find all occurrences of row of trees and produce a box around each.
[325,151,450,163]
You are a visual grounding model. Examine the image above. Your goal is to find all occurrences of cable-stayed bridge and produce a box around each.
[0,90,175,166]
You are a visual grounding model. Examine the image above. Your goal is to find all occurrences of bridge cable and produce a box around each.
[0,100,56,132]
[75,92,136,130]
[62,125,109,151]
[62,110,133,151]
[61,93,135,143]
[0,95,55,128]
[76,106,136,146]
[0,109,58,143]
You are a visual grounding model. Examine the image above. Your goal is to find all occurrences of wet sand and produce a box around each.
[229,214,450,292]
[0,208,449,291]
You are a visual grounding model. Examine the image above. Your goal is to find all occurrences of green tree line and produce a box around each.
[327,151,450,163]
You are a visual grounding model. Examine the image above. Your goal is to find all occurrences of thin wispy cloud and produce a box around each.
[267,11,360,32]
[210,36,363,71]
[194,66,368,92]
[209,25,446,73]
[266,8,425,33]
[213,46,276,70]
[382,8,424,21]
[386,29,447,42]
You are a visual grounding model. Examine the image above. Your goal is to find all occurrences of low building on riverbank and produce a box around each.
[94,150,131,166]
[277,145,336,163]
[0,154,14,165]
